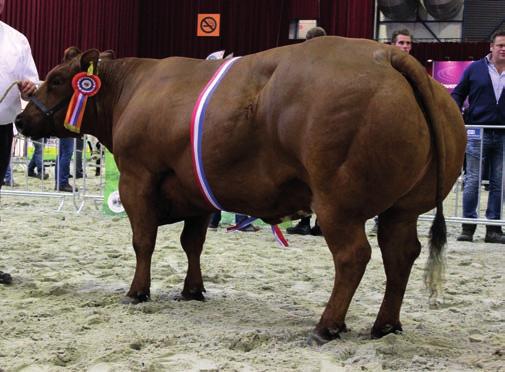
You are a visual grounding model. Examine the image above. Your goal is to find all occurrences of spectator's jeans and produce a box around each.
[210,211,222,226]
[463,130,505,220]
[55,138,74,187]
[4,164,12,183]
[235,214,256,228]
[28,141,44,174]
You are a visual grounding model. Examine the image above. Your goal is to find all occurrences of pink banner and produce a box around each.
[432,61,473,93]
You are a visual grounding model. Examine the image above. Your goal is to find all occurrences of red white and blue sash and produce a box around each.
[190,57,241,210]
[190,57,289,247]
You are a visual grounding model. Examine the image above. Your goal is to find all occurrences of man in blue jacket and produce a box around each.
[452,29,505,243]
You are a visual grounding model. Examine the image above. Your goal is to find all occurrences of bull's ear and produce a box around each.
[100,49,115,61]
[80,49,100,73]
[63,46,81,62]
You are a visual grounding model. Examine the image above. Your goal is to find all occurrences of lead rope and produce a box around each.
[0,81,20,103]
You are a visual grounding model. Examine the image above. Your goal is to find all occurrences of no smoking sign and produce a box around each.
[197,13,220,37]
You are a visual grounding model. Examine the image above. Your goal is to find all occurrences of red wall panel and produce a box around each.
[2,0,482,77]
[1,0,138,77]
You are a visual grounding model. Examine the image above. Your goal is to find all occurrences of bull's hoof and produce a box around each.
[122,292,150,304]
[178,288,206,301]
[0,271,12,285]
[371,323,403,339]
[307,324,348,346]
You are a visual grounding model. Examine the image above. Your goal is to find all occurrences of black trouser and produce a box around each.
[299,216,311,226]
[75,137,84,176]
[0,124,14,189]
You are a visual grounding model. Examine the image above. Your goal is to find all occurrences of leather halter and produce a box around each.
[29,95,70,120]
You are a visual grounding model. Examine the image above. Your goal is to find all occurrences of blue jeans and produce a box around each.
[3,163,12,183]
[235,214,253,226]
[463,130,505,220]
[28,141,44,174]
[55,138,74,187]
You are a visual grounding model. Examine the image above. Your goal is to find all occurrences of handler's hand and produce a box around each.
[17,80,37,100]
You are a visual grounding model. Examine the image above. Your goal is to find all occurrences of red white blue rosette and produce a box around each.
[71,72,101,96]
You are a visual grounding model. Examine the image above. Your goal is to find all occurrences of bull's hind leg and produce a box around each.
[179,215,210,301]
[372,212,421,338]
[309,217,371,345]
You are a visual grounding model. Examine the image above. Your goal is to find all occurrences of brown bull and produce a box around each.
[15,36,466,344]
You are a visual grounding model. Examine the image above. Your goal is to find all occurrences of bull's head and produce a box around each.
[15,47,100,139]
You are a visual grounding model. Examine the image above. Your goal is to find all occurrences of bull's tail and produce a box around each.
[389,50,447,304]
[425,208,446,304]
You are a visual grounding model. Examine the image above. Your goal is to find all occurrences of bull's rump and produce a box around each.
[197,38,453,219]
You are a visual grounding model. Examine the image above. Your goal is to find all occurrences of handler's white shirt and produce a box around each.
[0,21,39,125]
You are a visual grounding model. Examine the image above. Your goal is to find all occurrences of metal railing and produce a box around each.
[420,124,505,226]
[3,125,505,227]
[0,134,105,213]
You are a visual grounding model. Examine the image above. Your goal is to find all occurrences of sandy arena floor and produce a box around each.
[0,193,504,371]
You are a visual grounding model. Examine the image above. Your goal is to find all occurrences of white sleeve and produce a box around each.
[18,35,40,84]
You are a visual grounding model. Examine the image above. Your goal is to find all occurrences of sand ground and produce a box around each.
[0,191,504,371]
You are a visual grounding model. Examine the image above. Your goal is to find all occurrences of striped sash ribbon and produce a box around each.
[190,57,288,247]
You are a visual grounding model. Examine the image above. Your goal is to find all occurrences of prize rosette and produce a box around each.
[72,72,101,96]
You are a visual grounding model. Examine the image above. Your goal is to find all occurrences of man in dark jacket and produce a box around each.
[452,29,505,243]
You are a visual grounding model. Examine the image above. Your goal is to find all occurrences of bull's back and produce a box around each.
[115,38,465,218]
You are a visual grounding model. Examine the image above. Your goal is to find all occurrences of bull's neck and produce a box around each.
[81,59,135,152]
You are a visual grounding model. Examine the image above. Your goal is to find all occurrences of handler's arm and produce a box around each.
[17,36,40,100]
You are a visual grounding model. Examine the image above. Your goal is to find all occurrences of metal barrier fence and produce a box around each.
[419,124,505,226]
[2,125,505,227]
[0,134,105,213]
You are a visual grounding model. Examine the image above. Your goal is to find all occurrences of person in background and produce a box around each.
[304,25,326,40]
[73,136,84,179]
[234,213,259,232]
[3,163,14,186]
[452,29,505,243]
[55,138,76,192]
[391,28,413,53]
[92,141,102,176]
[27,139,48,179]
[208,211,222,230]
[0,0,39,284]
[208,212,259,232]
[286,26,327,236]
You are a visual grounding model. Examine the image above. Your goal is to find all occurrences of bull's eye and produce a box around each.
[51,77,63,86]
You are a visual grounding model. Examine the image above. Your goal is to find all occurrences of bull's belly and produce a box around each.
[156,176,313,225]
[215,176,313,221]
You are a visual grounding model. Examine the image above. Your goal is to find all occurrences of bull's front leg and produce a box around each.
[179,215,211,301]
[119,172,159,304]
